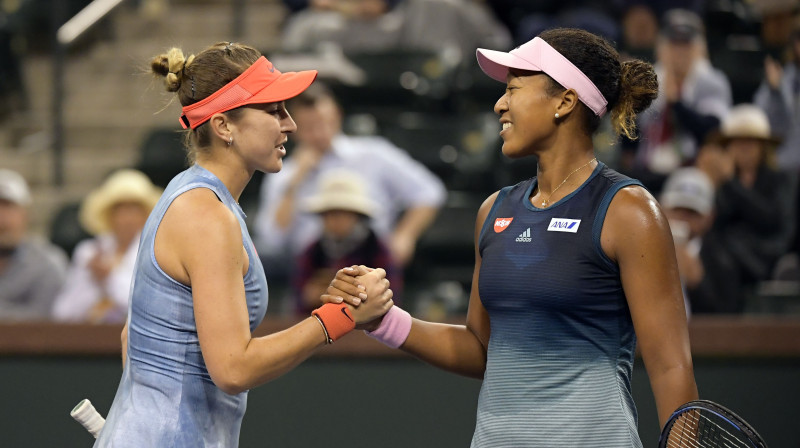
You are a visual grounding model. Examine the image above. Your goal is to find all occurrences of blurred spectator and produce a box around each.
[659,167,717,314]
[280,0,512,63]
[0,169,67,320]
[626,8,732,192]
[292,172,400,314]
[755,0,799,55]
[515,6,620,45]
[619,3,660,63]
[754,23,800,170]
[51,170,160,323]
[695,104,797,311]
[254,82,446,273]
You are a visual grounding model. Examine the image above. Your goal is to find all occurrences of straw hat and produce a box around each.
[79,169,162,235]
[304,172,375,217]
[719,104,780,145]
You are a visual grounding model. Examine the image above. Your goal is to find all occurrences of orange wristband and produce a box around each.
[311,303,356,343]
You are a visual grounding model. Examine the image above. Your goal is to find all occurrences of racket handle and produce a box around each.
[70,399,106,439]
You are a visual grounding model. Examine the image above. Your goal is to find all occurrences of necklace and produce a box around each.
[539,157,597,207]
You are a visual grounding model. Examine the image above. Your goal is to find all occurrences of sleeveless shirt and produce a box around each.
[473,162,644,447]
[95,164,268,447]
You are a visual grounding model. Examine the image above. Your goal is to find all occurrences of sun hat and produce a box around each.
[79,169,162,235]
[179,56,318,129]
[719,104,780,145]
[304,173,375,217]
[660,167,715,216]
[0,169,31,206]
[476,37,608,116]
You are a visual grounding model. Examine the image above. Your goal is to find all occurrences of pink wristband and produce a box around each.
[365,306,412,348]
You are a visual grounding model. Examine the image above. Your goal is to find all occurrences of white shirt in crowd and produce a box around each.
[51,233,139,322]
[255,133,447,257]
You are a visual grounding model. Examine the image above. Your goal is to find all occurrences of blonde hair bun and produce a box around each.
[151,47,193,92]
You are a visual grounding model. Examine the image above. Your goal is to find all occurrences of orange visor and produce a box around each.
[179,56,318,129]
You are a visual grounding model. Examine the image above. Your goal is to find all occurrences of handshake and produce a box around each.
[322,265,394,331]
[311,265,411,348]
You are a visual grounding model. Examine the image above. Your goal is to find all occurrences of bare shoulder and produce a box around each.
[475,190,502,230]
[165,188,239,233]
[602,185,670,262]
[607,184,662,222]
[479,190,501,215]
[158,187,242,257]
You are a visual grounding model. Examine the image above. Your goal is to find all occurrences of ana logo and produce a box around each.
[515,228,531,242]
[494,217,514,233]
[547,218,581,233]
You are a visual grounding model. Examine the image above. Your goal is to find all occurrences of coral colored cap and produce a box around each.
[476,37,608,116]
[180,56,317,129]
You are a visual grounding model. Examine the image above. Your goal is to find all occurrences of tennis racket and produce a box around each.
[70,398,106,438]
[658,400,767,448]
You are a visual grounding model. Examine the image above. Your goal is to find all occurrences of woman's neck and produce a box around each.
[529,131,597,208]
[534,135,596,193]
[195,150,252,202]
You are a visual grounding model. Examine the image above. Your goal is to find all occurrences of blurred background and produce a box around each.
[0,0,799,446]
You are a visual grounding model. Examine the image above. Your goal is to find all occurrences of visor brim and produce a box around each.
[245,69,318,105]
[476,49,541,83]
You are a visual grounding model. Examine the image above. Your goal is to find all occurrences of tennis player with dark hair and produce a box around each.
[356,28,698,446]
[93,42,393,447]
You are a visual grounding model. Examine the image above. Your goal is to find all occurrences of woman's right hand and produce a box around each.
[321,265,369,306]
[348,268,393,326]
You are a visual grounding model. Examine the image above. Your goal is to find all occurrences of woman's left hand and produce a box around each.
[320,265,371,306]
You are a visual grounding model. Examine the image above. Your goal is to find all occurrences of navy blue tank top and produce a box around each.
[473,162,644,447]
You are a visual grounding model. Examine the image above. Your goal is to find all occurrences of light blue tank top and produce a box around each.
[473,163,644,447]
[95,164,268,447]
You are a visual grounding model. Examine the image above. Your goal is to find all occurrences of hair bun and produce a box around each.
[612,59,658,140]
[150,47,190,92]
[619,60,658,115]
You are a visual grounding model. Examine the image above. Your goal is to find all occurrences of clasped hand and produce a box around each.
[321,265,393,331]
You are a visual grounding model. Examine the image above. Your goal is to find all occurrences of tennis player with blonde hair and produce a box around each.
[93,42,393,447]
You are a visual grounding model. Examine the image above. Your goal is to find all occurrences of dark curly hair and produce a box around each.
[538,28,658,140]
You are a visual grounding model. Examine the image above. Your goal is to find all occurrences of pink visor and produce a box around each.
[476,37,608,117]
[179,56,318,129]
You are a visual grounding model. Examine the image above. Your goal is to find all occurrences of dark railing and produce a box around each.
[2,315,800,357]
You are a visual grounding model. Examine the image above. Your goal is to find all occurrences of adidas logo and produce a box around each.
[515,228,531,242]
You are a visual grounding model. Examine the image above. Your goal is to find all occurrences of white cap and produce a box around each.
[0,169,31,206]
[660,167,714,216]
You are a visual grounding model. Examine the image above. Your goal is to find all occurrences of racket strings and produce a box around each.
[665,410,753,448]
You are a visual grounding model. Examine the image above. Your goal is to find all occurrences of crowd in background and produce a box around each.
[1,0,799,323]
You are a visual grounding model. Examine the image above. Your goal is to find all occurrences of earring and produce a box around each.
[554,113,560,119]
[227,137,233,146]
